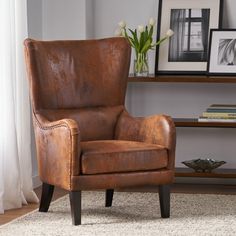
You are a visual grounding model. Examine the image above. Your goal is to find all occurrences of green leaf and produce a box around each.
[128,37,136,48]
[123,28,129,38]
[139,32,145,52]
[141,39,151,53]
[148,25,153,43]
[128,28,139,50]
[133,29,139,47]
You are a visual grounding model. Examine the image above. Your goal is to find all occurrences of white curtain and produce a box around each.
[0,0,38,214]
[169,9,186,61]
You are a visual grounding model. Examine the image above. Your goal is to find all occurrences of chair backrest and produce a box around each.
[24,38,131,141]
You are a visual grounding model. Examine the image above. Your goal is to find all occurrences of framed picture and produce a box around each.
[207,29,236,76]
[155,0,224,75]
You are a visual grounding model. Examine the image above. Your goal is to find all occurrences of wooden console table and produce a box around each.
[128,75,236,179]
[173,118,236,178]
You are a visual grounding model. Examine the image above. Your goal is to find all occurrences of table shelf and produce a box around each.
[174,118,236,128]
[128,74,236,83]
[175,168,236,178]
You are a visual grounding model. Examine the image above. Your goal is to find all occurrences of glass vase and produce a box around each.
[134,53,149,77]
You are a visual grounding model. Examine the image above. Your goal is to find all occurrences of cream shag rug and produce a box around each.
[0,191,235,236]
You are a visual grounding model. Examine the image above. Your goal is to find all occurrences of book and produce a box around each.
[206,104,236,113]
[198,117,236,123]
[209,104,236,109]
[206,109,236,113]
[202,112,236,117]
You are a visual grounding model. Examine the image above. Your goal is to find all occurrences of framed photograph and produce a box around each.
[207,29,236,76]
[155,0,224,75]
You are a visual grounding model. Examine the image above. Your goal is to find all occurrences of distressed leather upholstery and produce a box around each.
[81,140,168,174]
[24,37,176,195]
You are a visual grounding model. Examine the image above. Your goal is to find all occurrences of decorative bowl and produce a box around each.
[182,158,226,173]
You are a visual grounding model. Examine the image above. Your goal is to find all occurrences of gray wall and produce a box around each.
[27,0,236,183]
[42,0,87,40]
[27,0,42,39]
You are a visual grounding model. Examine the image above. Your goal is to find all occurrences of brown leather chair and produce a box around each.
[24,37,176,225]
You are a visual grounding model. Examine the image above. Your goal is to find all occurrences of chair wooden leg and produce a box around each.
[158,185,170,218]
[69,191,81,225]
[105,189,114,207]
[39,182,54,212]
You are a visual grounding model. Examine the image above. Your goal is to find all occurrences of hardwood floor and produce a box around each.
[0,186,67,226]
[0,183,235,226]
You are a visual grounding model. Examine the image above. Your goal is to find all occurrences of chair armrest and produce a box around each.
[33,113,80,190]
[115,110,176,169]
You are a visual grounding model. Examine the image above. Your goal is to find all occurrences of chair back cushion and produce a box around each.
[24,38,131,110]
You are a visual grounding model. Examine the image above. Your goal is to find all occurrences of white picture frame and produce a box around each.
[207,29,236,76]
[155,0,223,75]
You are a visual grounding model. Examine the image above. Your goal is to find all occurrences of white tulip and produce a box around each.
[114,28,122,37]
[118,20,126,28]
[166,29,174,37]
[149,17,155,26]
[137,25,145,33]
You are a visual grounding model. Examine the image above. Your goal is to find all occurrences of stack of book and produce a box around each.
[198,104,236,123]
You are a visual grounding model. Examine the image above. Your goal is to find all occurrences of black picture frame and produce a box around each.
[207,29,236,76]
[155,0,224,75]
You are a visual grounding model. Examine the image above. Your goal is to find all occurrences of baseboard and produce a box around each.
[32,175,42,189]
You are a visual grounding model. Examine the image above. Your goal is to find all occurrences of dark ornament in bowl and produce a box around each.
[182,158,226,173]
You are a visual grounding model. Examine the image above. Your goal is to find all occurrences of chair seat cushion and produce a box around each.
[81,140,168,175]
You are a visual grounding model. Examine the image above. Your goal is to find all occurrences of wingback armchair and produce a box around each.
[24,37,176,225]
